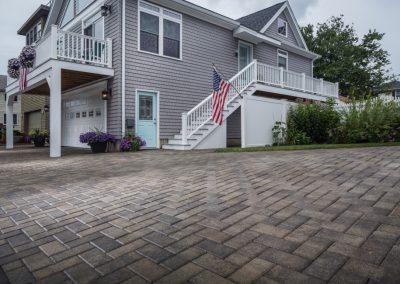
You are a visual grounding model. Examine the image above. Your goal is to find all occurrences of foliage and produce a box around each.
[286,98,340,144]
[216,142,400,153]
[333,99,400,143]
[302,15,393,99]
[19,46,36,68]
[120,133,146,152]
[7,58,20,79]
[272,121,287,146]
[29,129,49,143]
[79,129,116,145]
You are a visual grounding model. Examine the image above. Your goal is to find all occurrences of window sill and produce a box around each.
[137,49,182,62]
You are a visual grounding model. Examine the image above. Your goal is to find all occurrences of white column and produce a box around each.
[50,25,58,59]
[5,96,14,149]
[302,73,306,92]
[49,67,62,158]
[280,67,284,88]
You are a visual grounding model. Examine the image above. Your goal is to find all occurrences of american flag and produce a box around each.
[19,68,28,92]
[212,69,231,125]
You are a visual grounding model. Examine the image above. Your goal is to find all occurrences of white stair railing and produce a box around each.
[181,60,257,144]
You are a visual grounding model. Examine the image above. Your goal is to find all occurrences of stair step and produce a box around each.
[163,144,192,150]
[168,138,197,144]
[174,133,203,140]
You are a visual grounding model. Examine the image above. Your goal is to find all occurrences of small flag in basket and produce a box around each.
[19,68,28,92]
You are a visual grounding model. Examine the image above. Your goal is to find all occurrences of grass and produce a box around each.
[216,142,400,153]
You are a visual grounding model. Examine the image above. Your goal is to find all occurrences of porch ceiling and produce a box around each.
[24,70,109,95]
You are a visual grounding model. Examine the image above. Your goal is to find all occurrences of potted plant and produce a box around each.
[19,46,36,68]
[7,58,20,79]
[79,129,116,153]
[120,134,146,152]
[29,129,48,147]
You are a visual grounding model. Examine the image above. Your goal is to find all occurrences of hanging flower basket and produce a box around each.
[7,58,20,79]
[19,46,36,68]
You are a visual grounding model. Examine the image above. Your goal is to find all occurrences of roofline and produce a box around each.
[17,5,50,35]
[259,1,309,51]
[148,0,240,30]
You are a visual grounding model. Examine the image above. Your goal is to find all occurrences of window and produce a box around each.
[277,18,287,37]
[395,90,400,99]
[3,114,18,125]
[26,22,42,46]
[277,50,288,70]
[139,1,182,59]
[61,0,74,26]
[77,0,95,13]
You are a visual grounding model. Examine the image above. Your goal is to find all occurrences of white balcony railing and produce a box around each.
[181,60,339,144]
[27,25,113,69]
[257,62,339,98]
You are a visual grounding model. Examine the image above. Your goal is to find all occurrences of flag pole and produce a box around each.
[212,63,243,99]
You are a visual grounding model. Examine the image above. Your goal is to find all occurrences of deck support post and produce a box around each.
[49,67,62,158]
[182,113,188,145]
[5,96,14,150]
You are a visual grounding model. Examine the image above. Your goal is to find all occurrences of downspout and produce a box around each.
[121,0,126,137]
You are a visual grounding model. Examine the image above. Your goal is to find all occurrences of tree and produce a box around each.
[302,16,393,99]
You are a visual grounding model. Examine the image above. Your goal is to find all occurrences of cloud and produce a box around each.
[1,0,398,77]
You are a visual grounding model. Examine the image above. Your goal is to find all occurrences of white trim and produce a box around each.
[138,0,183,60]
[259,2,309,51]
[277,49,288,70]
[238,41,253,71]
[61,0,105,31]
[277,18,288,37]
[81,11,105,39]
[122,0,126,137]
[135,89,161,149]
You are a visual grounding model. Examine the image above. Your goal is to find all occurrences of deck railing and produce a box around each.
[180,60,339,145]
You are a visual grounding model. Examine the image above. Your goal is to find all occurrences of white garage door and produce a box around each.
[62,92,105,148]
[28,111,42,132]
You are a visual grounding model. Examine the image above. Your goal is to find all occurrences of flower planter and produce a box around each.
[33,139,46,147]
[90,142,108,153]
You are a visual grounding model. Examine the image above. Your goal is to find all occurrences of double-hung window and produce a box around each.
[277,18,287,37]
[3,114,18,125]
[277,50,288,70]
[139,1,182,59]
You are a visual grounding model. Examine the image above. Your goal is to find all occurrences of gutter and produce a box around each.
[121,0,126,137]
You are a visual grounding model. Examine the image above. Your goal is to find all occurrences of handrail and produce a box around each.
[182,61,257,143]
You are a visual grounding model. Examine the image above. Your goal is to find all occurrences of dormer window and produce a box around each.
[277,18,287,37]
[26,22,42,46]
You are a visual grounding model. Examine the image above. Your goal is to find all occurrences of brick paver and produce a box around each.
[1,145,400,283]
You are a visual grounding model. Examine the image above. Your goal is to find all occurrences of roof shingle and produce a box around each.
[236,1,286,32]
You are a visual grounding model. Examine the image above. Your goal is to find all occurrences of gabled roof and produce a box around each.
[236,2,286,32]
[0,75,7,92]
[18,5,50,35]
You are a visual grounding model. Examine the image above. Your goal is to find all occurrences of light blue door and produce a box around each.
[136,91,157,148]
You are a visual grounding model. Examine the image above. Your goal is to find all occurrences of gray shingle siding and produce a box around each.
[105,0,122,137]
[264,12,303,48]
[125,0,238,139]
[254,43,312,76]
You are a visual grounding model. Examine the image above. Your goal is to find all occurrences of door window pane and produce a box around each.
[140,12,159,54]
[163,19,180,58]
[139,95,153,120]
[239,43,251,70]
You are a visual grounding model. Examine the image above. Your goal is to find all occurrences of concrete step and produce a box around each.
[162,144,192,150]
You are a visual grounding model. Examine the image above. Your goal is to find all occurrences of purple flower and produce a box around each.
[120,138,132,152]
[120,135,146,152]
[79,131,116,145]
[7,58,20,79]
[19,46,36,68]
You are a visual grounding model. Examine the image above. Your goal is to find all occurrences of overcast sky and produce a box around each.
[0,0,398,76]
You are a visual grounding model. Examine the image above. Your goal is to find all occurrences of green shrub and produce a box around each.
[286,98,340,144]
[334,99,400,143]
[272,121,287,146]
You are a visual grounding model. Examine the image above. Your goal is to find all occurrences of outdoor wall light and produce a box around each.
[102,89,111,100]
[101,5,112,16]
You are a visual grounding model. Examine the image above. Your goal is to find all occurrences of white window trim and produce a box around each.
[81,11,105,40]
[26,22,42,46]
[3,114,18,126]
[138,0,183,61]
[237,40,253,71]
[135,89,160,149]
[277,49,288,70]
[277,18,288,38]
